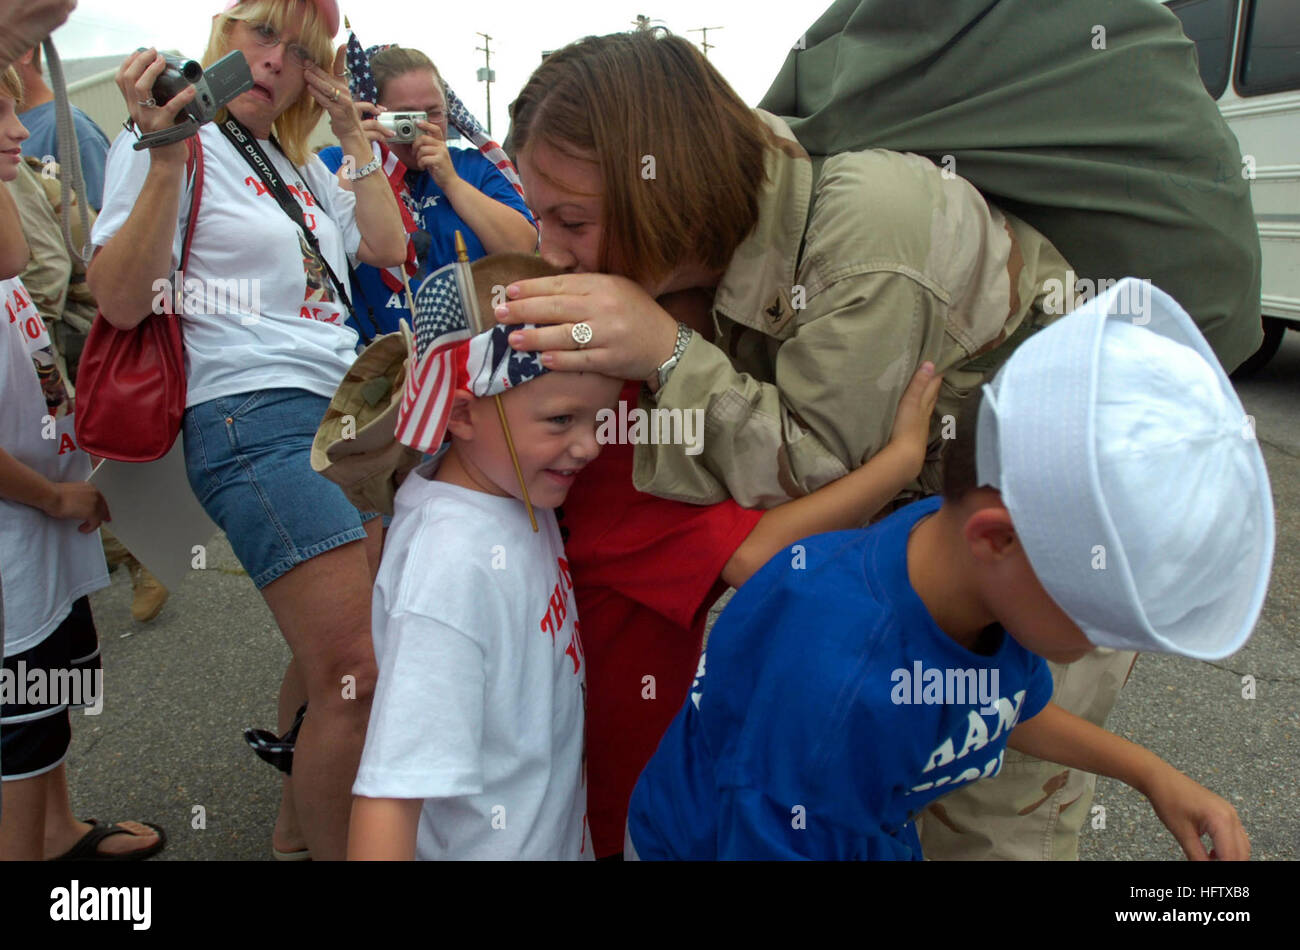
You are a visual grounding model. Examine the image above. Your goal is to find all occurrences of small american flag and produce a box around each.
[394,260,549,454]
[394,261,478,454]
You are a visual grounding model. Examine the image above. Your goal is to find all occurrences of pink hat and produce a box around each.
[222,1,340,38]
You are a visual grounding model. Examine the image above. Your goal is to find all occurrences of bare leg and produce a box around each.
[271,657,308,855]
[41,762,159,858]
[0,771,48,860]
[260,517,383,861]
[272,520,382,856]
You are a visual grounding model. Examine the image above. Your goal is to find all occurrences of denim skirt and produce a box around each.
[182,388,379,589]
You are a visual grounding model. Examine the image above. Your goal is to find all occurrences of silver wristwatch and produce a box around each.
[655,322,693,392]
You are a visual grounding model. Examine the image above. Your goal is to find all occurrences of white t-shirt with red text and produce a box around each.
[353,460,590,860]
[92,123,364,407]
[1,276,109,656]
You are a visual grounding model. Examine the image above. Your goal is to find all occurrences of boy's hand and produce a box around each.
[44,481,110,532]
[1145,767,1250,860]
[886,362,942,474]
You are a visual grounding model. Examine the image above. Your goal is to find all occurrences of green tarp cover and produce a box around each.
[760,0,1263,370]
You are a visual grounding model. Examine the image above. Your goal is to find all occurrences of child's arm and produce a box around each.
[1,181,31,280]
[1008,702,1250,860]
[721,362,942,587]
[347,796,423,860]
[0,446,110,532]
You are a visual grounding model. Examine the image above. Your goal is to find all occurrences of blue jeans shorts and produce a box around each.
[182,388,380,590]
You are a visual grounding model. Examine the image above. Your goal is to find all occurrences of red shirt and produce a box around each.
[561,384,763,857]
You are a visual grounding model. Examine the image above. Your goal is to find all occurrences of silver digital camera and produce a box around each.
[376,112,426,144]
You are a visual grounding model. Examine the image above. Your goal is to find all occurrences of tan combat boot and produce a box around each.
[126,558,169,623]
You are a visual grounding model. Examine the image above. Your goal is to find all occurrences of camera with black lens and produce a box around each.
[376,112,426,144]
[133,50,254,150]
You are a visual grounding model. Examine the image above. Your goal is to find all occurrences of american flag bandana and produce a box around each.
[344,33,531,293]
[394,260,548,454]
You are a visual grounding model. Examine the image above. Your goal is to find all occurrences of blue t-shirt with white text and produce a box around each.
[627,495,1055,860]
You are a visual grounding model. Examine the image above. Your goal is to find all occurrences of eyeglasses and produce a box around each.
[245,20,314,68]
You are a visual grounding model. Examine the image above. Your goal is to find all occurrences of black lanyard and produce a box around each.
[217,116,381,343]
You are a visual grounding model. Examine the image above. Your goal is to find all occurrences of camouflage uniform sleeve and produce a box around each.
[11,161,73,324]
[633,272,949,509]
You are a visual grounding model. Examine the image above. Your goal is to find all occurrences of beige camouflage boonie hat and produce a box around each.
[311,322,423,515]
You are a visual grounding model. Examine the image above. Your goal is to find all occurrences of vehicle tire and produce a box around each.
[1230,317,1287,380]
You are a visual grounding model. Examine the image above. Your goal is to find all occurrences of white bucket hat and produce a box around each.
[975,278,1274,660]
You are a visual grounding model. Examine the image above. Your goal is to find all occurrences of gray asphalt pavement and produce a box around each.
[68,335,1300,861]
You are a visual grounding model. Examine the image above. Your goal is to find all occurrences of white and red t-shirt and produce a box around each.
[354,458,590,860]
[1,276,108,656]
[92,123,364,408]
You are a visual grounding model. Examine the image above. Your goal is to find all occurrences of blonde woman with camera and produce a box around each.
[87,0,406,861]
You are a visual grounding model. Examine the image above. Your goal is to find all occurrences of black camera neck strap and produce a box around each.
[217,116,380,343]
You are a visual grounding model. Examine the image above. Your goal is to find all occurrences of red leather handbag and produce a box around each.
[75,137,205,462]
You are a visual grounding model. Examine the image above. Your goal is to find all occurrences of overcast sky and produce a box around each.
[51,1,817,136]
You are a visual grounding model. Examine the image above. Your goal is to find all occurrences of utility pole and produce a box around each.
[689,25,723,58]
[475,32,496,135]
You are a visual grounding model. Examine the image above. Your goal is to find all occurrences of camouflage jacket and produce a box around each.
[12,156,97,333]
[632,110,1071,509]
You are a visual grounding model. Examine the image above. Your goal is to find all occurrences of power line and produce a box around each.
[475,32,496,136]
[688,25,723,58]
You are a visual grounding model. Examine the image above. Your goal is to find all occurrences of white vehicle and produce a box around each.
[1166,0,1300,374]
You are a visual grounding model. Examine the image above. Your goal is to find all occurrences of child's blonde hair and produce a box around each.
[203,0,336,165]
[0,66,24,104]
[470,253,558,319]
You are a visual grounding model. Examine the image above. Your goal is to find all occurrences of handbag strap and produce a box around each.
[168,136,206,318]
[215,116,370,342]
[177,136,205,306]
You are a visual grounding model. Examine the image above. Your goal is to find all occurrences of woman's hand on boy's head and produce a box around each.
[1146,766,1250,861]
[885,362,942,475]
[496,273,678,381]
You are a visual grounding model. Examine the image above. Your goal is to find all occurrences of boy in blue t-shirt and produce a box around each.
[628,280,1270,861]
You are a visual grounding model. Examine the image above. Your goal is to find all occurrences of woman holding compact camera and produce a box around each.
[319,45,537,336]
[87,0,406,861]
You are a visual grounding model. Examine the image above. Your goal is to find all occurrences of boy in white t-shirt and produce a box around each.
[0,65,164,859]
[347,254,620,859]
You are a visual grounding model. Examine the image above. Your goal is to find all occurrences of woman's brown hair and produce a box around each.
[369,47,445,104]
[203,0,336,166]
[508,30,769,289]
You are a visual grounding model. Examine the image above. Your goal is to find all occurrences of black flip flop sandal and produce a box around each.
[243,703,307,774]
[50,819,167,861]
